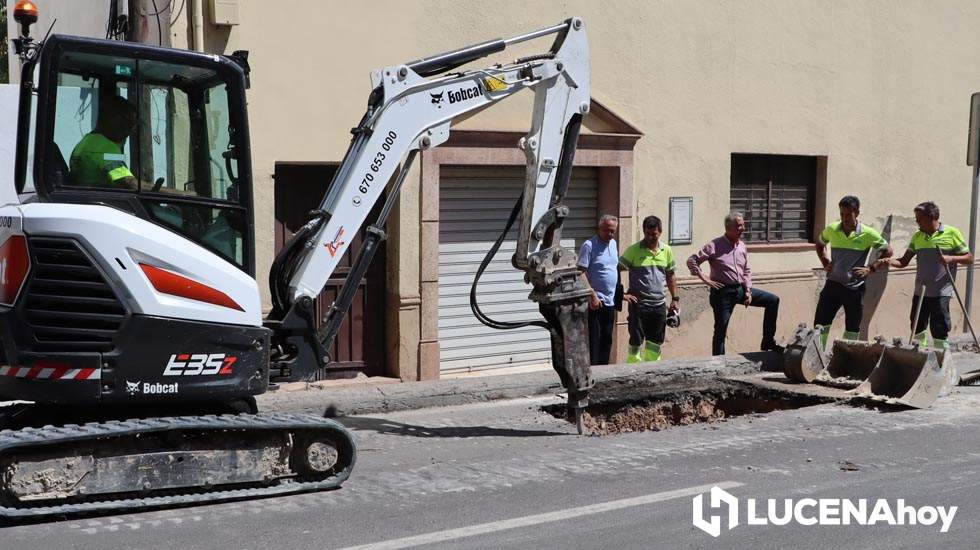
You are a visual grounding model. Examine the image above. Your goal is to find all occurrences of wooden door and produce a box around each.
[273,162,386,378]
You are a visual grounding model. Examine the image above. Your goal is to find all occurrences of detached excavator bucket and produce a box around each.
[783,324,827,383]
[817,337,886,388]
[854,343,948,408]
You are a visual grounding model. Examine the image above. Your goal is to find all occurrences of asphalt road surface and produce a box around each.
[4,386,980,549]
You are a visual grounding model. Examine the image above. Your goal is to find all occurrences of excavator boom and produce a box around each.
[267,18,594,419]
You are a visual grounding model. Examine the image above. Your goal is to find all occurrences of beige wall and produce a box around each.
[171,1,980,370]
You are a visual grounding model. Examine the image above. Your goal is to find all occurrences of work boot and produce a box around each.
[820,326,831,350]
[627,345,643,363]
[933,338,949,351]
[761,341,785,354]
[842,330,860,341]
[643,340,662,362]
[913,331,928,347]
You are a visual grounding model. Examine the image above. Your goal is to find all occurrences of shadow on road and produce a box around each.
[339,416,569,438]
[738,350,783,372]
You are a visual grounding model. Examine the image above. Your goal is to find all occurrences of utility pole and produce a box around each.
[966,93,980,327]
[127,0,170,47]
[125,1,171,184]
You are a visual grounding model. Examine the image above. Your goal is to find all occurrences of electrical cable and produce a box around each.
[143,0,173,16]
[105,0,113,39]
[169,0,186,27]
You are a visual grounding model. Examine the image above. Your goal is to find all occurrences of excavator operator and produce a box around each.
[69,95,139,189]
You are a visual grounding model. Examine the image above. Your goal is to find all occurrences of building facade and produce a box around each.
[86,1,980,378]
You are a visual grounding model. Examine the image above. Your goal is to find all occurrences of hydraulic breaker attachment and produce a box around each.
[818,336,887,388]
[783,324,827,383]
[854,340,950,408]
[532,263,595,434]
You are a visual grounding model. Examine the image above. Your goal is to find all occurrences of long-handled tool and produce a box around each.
[944,263,980,384]
[910,285,927,345]
[858,214,893,342]
[944,263,980,349]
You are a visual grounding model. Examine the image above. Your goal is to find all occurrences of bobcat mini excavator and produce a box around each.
[0,3,593,519]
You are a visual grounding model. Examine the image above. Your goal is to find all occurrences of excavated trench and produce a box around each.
[546,381,835,436]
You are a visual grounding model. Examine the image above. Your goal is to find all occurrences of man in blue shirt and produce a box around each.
[578,215,619,365]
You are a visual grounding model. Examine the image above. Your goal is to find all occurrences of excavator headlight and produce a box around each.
[0,235,31,306]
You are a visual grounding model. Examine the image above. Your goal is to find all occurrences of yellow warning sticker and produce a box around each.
[483,75,510,92]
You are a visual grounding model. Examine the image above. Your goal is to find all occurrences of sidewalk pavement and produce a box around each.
[257,351,782,417]
[259,331,980,417]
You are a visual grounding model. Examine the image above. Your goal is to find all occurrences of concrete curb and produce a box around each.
[257,352,781,417]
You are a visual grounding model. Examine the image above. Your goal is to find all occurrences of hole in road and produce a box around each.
[545,384,833,436]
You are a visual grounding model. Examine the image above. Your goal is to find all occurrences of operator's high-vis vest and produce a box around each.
[69,132,134,187]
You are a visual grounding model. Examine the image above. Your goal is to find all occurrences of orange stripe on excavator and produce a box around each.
[139,263,244,311]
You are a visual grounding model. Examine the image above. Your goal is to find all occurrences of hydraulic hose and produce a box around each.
[469,192,549,331]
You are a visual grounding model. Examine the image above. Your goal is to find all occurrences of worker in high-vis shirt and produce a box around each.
[814,195,892,348]
[875,201,973,350]
[69,95,138,188]
[619,215,679,363]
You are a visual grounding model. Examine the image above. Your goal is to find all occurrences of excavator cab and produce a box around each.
[0,35,270,408]
[16,35,255,273]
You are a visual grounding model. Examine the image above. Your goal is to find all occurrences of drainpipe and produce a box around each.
[191,0,205,51]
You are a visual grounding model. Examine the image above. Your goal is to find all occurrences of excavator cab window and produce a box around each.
[31,35,255,274]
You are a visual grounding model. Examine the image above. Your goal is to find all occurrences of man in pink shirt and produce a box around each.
[687,212,782,355]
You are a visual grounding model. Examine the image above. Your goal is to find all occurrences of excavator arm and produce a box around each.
[267,18,594,422]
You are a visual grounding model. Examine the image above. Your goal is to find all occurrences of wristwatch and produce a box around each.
[671,296,680,302]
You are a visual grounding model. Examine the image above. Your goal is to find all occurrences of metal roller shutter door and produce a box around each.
[438,166,599,373]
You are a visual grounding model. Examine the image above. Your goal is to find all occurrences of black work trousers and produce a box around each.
[588,305,617,365]
[814,281,865,334]
[910,295,952,341]
[627,302,667,347]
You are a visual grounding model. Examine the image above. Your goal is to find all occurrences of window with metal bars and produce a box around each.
[730,153,817,243]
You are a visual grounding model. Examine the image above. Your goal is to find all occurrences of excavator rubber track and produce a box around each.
[0,412,356,520]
